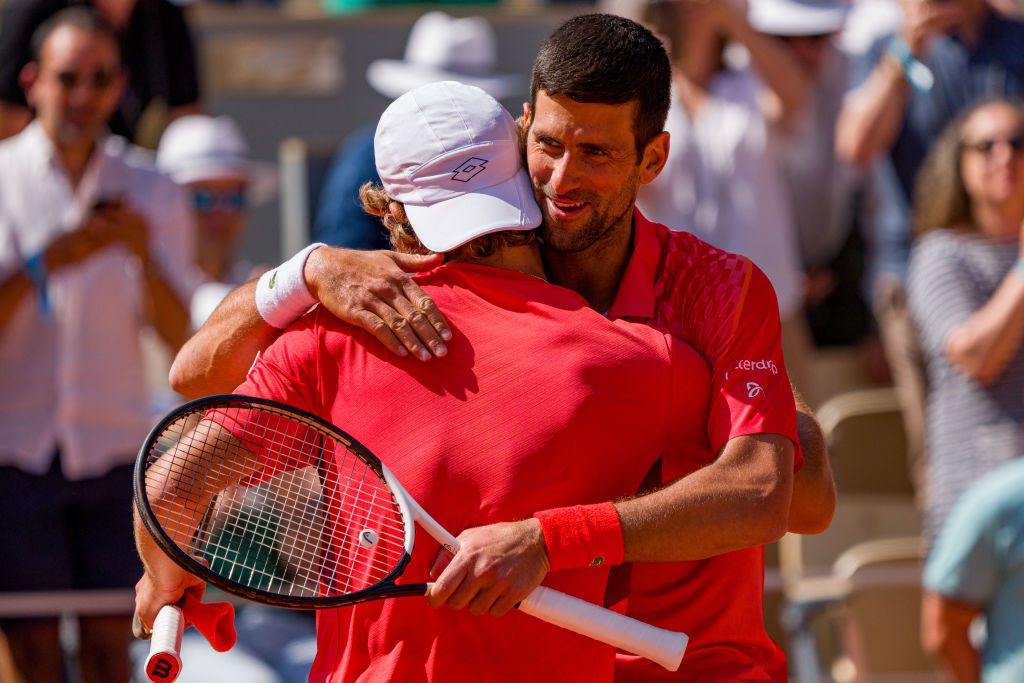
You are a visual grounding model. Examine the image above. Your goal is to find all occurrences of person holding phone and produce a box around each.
[0,9,194,683]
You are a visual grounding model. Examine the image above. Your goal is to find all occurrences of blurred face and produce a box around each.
[777,34,834,75]
[524,91,667,254]
[24,25,124,148]
[187,178,248,250]
[959,103,1024,208]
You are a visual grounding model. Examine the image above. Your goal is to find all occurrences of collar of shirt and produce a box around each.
[23,121,115,217]
[606,208,659,321]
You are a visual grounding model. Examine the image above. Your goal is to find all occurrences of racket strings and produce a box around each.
[144,402,408,600]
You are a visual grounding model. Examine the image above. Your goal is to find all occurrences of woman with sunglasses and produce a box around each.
[156,115,277,327]
[907,97,1024,547]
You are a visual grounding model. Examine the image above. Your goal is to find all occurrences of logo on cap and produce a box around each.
[451,157,489,182]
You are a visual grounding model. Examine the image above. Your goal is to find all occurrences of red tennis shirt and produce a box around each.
[609,211,802,682]
[234,262,712,683]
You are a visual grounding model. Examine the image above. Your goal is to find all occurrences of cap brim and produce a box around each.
[403,168,541,253]
[169,160,279,206]
[748,4,849,36]
[366,60,526,101]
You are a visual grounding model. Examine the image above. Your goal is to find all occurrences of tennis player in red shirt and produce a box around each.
[136,80,711,681]
[163,14,835,683]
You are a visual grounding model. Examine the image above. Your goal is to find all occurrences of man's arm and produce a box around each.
[169,246,449,397]
[427,434,793,616]
[920,590,982,683]
[0,221,121,332]
[835,0,963,167]
[714,1,812,127]
[789,388,835,534]
[132,505,205,637]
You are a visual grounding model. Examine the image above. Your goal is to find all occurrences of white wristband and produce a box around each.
[255,242,324,329]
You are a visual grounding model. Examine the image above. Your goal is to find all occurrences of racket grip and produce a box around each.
[518,585,687,672]
[145,605,185,682]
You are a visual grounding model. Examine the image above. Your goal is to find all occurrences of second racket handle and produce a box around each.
[518,585,687,672]
[145,604,185,682]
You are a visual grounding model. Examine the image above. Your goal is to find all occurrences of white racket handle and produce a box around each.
[519,585,687,671]
[145,604,185,682]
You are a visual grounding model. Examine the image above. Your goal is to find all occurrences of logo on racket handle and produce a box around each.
[147,654,181,681]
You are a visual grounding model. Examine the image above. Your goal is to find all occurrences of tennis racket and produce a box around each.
[134,395,687,681]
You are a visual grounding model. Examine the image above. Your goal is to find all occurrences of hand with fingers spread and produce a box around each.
[427,518,550,617]
[304,246,452,361]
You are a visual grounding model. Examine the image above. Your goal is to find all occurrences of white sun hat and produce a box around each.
[156,115,278,205]
[366,11,525,101]
[748,0,851,36]
[373,80,541,253]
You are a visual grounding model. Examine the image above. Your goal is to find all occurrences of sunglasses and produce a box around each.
[962,133,1024,155]
[192,188,246,213]
[55,68,119,92]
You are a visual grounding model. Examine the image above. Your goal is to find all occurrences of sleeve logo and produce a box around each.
[451,157,489,182]
[746,382,763,398]
[724,358,780,381]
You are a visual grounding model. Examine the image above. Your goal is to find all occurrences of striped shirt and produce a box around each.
[907,229,1024,543]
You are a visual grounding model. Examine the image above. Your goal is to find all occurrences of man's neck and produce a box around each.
[543,216,634,313]
[198,248,234,282]
[461,242,548,281]
[48,132,98,188]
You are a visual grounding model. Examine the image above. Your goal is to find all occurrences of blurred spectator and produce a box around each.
[837,0,1024,489]
[636,0,813,391]
[0,9,194,682]
[906,98,1024,544]
[749,0,859,284]
[922,457,1024,683]
[0,0,202,143]
[313,11,525,250]
[157,114,277,327]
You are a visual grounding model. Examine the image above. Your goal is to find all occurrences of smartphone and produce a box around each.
[92,197,122,212]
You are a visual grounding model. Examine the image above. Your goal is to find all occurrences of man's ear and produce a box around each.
[19,62,39,107]
[522,102,533,130]
[638,131,669,186]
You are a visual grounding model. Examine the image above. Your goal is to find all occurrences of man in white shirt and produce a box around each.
[0,8,194,683]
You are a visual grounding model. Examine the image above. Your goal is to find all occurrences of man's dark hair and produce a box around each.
[530,13,671,157]
[30,7,119,62]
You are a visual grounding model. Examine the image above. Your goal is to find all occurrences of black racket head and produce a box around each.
[134,395,425,609]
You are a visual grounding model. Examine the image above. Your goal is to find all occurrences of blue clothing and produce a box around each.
[854,12,1024,284]
[312,124,392,250]
[924,458,1024,683]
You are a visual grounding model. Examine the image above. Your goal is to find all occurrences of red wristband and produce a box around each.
[533,502,624,572]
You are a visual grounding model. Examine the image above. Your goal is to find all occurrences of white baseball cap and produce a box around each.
[366,12,525,100]
[156,115,278,204]
[374,80,541,253]
[748,0,851,36]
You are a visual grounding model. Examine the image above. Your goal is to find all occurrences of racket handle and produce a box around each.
[145,604,185,682]
[518,585,687,672]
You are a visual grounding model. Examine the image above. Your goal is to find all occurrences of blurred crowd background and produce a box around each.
[3,0,1024,681]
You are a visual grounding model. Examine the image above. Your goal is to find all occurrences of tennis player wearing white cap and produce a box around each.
[136,80,712,682]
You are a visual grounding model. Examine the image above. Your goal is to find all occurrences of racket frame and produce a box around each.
[133,394,427,609]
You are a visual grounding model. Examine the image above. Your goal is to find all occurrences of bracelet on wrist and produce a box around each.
[255,242,325,329]
[886,36,934,93]
[23,250,51,316]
